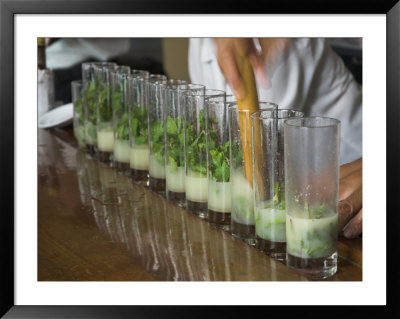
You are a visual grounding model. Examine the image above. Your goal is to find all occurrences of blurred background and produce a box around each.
[38,37,362,107]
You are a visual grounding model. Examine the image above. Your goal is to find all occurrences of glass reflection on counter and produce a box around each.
[75,149,289,281]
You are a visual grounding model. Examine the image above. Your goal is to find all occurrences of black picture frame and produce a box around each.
[1,0,399,317]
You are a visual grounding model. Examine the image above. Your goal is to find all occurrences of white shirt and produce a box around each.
[188,38,362,165]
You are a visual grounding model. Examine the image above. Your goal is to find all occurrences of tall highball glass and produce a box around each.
[183,89,226,219]
[127,70,150,184]
[147,74,168,194]
[165,83,205,207]
[82,61,116,156]
[284,117,340,279]
[93,63,122,164]
[229,102,277,245]
[251,109,303,260]
[111,66,131,172]
[206,98,231,231]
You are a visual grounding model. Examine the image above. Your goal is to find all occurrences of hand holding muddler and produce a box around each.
[215,38,278,187]
[234,41,260,187]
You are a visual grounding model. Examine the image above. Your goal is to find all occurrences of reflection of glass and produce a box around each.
[206,99,231,231]
[229,102,277,245]
[71,80,85,148]
[183,89,226,219]
[284,117,340,279]
[127,70,150,185]
[165,83,205,207]
[111,66,131,173]
[146,75,168,194]
[251,109,303,260]
[82,62,116,156]
[75,149,91,204]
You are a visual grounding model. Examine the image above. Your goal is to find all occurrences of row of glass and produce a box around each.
[71,61,340,279]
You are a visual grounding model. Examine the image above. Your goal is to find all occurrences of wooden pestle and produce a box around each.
[235,51,262,188]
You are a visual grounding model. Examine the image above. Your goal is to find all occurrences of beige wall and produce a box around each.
[162,38,190,82]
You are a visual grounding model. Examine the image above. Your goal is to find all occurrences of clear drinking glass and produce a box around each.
[226,95,236,106]
[127,70,150,184]
[284,117,340,279]
[147,74,168,194]
[111,66,131,172]
[82,61,117,156]
[93,63,120,164]
[229,102,278,245]
[183,89,226,219]
[71,80,85,148]
[165,83,205,207]
[206,98,231,231]
[251,109,304,260]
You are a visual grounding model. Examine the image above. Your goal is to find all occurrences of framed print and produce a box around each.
[1,0,399,317]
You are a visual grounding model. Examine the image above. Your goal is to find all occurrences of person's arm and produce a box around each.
[338,158,362,238]
[214,38,292,99]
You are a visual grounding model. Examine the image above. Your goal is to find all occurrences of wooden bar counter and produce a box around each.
[38,126,362,281]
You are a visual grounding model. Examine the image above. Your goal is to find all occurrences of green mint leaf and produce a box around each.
[151,121,164,143]
[192,164,207,175]
[88,124,97,139]
[311,204,327,219]
[220,161,230,181]
[134,135,147,145]
[176,117,182,131]
[134,105,146,118]
[166,116,178,135]
[169,156,178,172]
[131,118,139,136]
[113,92,122,112]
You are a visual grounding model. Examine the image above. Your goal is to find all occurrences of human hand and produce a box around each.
[214,38,292,99]
[338,158,362,239]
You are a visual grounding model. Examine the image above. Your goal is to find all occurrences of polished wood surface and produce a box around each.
[38,127,362,281]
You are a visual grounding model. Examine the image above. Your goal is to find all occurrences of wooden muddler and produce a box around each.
[235,50,261,187]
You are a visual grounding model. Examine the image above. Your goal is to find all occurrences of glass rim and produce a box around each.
[177,83,205,89]
[131,69,149,75]
[110,65,131,74]
[71,79,83,86]
[82,61,117,67]
[171,83,205,92]
[147,80,168,86]
[166,79,188,87]
[127,73,148,81]
[92,65,117,73]
[251,108,304,120]
[182,88,225,97]
[284,116,341,128]
[147,74,168,85]
[148,74,167,80]
[228,101,278,112]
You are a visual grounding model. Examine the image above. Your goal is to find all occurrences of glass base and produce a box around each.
[287,252,338,279]
[231,220,256,246]
[167,190,186,207]
[186,200,208,220]
[256,236,286,261]
[149,176,166,195]
[208,210,231,232]
[130,168,149,186]
[86,143,96,156]
[77,141,86,149]
[97,150,113,165]
[114,161,130,173]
